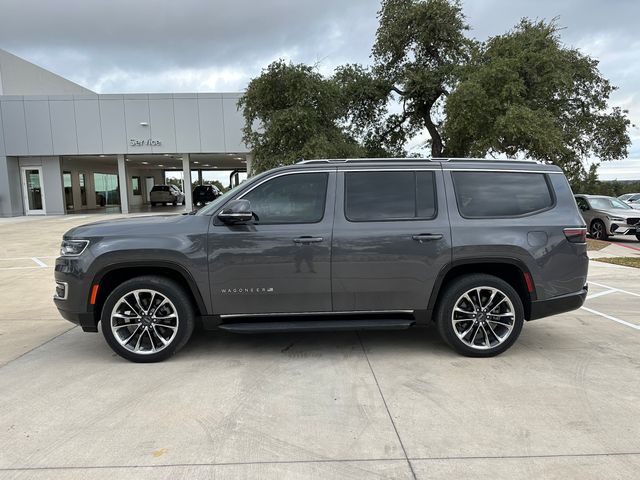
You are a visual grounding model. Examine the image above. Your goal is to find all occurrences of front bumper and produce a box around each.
[529,285,588,320]
[609,223,639,235]
[56,307,98,332]
[54,255,99,332]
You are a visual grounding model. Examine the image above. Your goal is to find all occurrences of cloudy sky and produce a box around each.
[1,0,639,179]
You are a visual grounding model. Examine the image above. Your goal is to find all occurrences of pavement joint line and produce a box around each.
[580,306,640,330]
[0,326,77,369]
[588,281,640,298]
[585,289,617,300]
[0,256,57,260]
[0,266,52,271]
[356,332,417,480]
[3,451,640,472]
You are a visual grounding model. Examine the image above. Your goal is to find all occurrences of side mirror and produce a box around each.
[218,199,253,223]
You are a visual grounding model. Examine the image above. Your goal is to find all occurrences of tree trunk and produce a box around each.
[424,115,443,158]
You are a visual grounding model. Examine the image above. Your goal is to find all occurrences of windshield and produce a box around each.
[590,197,632,210]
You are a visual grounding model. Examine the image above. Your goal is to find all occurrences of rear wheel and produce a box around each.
[590,219,609,240]
[436,274,524,357]
[101,276,195,362]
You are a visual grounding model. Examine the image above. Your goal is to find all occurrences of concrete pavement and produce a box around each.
[1,215,639,479]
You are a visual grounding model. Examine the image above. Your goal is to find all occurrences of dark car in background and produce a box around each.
[54,158,588,363]
[193,185,221,206]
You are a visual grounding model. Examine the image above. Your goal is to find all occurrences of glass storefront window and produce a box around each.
[79,173,87,206]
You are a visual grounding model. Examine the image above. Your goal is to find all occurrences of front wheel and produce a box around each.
[436,274,524,357]
[590,219,609,240]
[101,276,195,362]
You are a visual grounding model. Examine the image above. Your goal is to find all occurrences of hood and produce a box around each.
[63,214,205,239]
[593,208,638,219]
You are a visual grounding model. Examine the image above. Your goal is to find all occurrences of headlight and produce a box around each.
[60,239,89,256]
[608,216,624,222]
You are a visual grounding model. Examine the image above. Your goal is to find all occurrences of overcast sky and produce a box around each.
[1,0,639,180]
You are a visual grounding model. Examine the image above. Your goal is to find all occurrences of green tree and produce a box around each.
[240,1,630,180]
[444,19,630,183]
[238,60,363,173]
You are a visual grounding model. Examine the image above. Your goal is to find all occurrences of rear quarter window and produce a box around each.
[452,171,554,218]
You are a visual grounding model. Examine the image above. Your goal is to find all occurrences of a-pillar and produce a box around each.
[117,154,129,214]
[182,154,193,211]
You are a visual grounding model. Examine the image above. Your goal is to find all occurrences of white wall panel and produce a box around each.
[99,98,126,154]
[24,100,53,154]
[74,99,102,154]
[173,97,201,152]
[198,97,226,152]
[222,96,245,152]
[50,100,78,154]
[0,104,5,155]
[1,99,28,153]
[149,97,176,153]
[124,98,152,154]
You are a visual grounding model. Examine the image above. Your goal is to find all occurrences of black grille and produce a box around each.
[627,218,639,226]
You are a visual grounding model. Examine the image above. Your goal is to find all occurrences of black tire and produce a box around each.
[590,219,609,240]
[101,276,195,363]
[635,234,640,242]
[436,274,524,357]
[151,202,156,207]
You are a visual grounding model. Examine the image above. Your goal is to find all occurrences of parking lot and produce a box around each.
[1,215,639,479]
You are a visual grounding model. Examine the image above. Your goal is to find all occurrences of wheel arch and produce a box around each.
[90,261,208,329]
[428,258,534,321]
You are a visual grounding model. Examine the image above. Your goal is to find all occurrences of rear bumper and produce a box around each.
[529,285,588,320]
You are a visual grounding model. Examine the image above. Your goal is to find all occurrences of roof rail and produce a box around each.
[296,157,538,164]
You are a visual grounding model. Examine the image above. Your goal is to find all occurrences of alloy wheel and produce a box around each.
[451,286,515,350]
[591,221,605,240]
[110,289,179,355]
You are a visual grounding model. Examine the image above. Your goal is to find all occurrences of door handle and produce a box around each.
[412,233,443,242]
[293,236,324,244]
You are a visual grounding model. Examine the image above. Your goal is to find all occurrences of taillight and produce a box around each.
[564,227,587,243]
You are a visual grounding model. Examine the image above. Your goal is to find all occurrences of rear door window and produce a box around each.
[452,171,554,218]
[345,171,437,221]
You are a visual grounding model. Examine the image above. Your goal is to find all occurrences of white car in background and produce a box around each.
[150,185,185,206]
[618,193,640,209]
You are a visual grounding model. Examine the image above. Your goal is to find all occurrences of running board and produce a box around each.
[219,319,415,334]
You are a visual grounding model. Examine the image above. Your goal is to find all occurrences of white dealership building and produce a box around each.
[0,48,250,217]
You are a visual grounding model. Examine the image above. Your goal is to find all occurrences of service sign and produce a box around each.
[130,139,161,147]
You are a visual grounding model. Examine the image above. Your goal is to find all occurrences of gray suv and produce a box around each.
[54,159,589,362]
